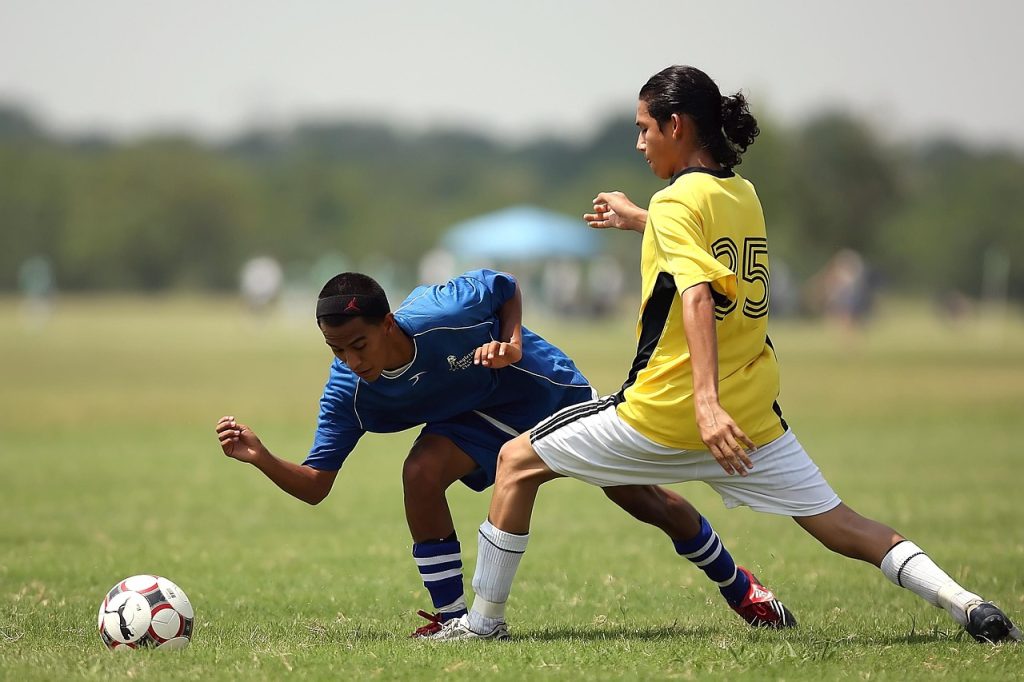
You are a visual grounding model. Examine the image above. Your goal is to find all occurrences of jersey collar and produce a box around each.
[669,166,735,184]
[380,337,418,380]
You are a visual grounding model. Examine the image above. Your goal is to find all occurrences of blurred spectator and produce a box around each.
[769,259,798,319]
[806,249,875,329]
[240,256,283,314]
[586,256,625,317]
[17,255,55,329]
[541,259,583,315]
[935,289,975,324]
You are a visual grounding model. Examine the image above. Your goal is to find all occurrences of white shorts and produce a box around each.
[531,397,841,517]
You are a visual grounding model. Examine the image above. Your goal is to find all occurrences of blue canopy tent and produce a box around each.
[441,205,600,260]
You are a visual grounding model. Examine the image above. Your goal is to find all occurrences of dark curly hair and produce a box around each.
[639,65,759,168]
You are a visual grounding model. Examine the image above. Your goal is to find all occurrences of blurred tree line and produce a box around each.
[1,101,1023,299]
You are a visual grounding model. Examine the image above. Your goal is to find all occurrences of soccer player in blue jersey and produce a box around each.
[432,66,1020,644]
[215,268,794,635]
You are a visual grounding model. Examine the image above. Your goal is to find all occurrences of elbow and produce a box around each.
[304,490,329,506]
[682,283,714,312]
[684,282,712,302]
[299,464,335,506]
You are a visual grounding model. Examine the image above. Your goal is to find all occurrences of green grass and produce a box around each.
[1,297,1022,680]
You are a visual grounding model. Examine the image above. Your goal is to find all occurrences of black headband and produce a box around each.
[315,294,390,320]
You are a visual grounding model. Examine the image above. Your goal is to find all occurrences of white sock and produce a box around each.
[880,540,982,625]
[468,520,529,632]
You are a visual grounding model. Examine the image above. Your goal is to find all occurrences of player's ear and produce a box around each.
[382,312,397,334]
[669,113,685,140]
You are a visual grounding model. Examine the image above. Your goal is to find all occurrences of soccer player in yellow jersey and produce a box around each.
[432,65,1021,643]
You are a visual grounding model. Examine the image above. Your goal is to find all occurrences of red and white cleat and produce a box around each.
[730,567,796,629]
[425,614,509,641]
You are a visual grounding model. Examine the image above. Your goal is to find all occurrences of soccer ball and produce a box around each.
[97,575,194,650]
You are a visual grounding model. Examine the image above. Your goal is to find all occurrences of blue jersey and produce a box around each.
[303,270,593,484]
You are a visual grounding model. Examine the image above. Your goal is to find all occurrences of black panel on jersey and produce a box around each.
[615,272,677,402]
[765,334,789,431]
[710,288,732,309]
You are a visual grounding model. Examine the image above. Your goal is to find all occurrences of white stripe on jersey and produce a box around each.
[472,410,521,437]
[352,381,365,430]
[508,363,595,391]
[392,288,432,313]
[412,321,493,336]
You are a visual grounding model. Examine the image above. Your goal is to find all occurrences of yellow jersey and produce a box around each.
[615,167,787,449]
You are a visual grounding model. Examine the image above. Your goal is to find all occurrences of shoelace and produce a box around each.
[412,610,443,636]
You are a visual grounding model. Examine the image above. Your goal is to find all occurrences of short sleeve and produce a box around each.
[448,269,517,319]
[649,194,737,300]
[302,362,365,471]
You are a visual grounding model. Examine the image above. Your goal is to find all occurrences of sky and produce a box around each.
[2,0,1022,147]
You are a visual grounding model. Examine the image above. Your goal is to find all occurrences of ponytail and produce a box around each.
[718,92,759,168]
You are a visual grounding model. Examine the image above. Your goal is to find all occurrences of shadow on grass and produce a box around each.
[511,625,961,646]
[512,623,719,643]
[291,619,966,648]
[317,622,721,644]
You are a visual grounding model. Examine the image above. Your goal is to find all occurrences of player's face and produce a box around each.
[636,100,676,180]
[319,316,393,382]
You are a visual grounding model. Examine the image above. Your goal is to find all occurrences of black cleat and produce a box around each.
[965,601,1022,644]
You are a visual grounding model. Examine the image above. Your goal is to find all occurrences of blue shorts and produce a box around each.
[421,412,515,492]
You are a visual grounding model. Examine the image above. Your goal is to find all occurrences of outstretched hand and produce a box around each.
[583,191,647,233]
[215,416,267,464]
[695,399,756,476]
[474,340,522,369]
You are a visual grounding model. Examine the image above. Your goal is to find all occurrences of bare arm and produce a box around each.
[680,284,756,475]
[584,191,648,233]
[215,416,338,505]
[475,279,523,368]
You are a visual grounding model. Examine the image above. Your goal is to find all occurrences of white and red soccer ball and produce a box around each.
[97,575,194,650]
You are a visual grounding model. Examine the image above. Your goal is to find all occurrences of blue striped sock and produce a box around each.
[673,517,750,606]
[412,537,467,620]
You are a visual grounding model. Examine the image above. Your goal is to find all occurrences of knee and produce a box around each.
[495,435,549,487]
[496,436,533,475]
[402,452,446,495]
[798,505,896,563]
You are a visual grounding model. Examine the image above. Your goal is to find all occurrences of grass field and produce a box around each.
[1,297,1022,680]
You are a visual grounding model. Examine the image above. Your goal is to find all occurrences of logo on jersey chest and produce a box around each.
[447,351,475,371]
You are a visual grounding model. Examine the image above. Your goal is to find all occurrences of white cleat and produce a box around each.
[426,614,510,641]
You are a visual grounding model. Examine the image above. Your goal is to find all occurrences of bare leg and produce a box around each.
[793,502,1021,642]
[792,502,903,566]
[486,433,561,534]
[603,485,702,540]
[402,434,479,541]
[403,434,482,628]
